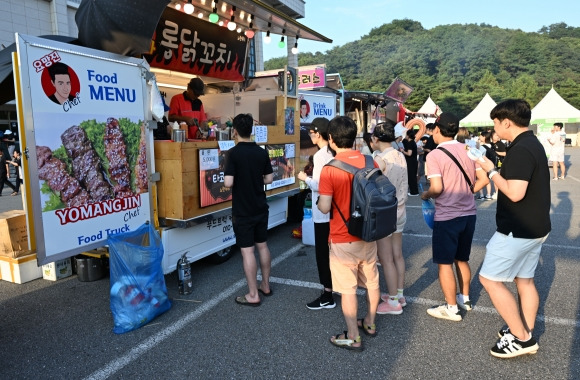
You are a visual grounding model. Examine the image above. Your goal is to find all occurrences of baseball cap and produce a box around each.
[394,122,406,138]
[435,112,459,129]
[307,117,329,134]
[188,77,205,96]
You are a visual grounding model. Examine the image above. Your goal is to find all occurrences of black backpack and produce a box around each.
[326,155,398,242]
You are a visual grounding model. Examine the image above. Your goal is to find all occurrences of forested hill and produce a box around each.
[264,20,580,118]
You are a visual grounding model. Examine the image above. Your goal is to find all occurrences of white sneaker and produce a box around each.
[427,304,462,321]
[456,294,472,311]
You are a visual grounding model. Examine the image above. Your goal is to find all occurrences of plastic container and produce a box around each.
[76,255,105,282]
[302,208,315,246]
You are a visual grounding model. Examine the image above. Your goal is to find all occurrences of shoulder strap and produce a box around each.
[325,155,374,228]
[437,147,474,192]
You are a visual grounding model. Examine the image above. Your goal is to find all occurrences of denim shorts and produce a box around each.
[232,212,268,248]
[479,231,548,282]
[432,215,476,264]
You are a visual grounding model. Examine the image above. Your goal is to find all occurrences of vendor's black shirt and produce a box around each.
[224,142,273,217]
[497,130,551,238]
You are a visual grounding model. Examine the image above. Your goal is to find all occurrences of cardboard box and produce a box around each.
[0,210,32,258]
[42,258,72,281]
[0,253,42,284]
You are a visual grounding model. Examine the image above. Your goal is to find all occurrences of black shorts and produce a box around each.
[432,215,476,264]
[232,211,269,248]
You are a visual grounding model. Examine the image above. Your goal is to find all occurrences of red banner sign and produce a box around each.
[145,7,248,82]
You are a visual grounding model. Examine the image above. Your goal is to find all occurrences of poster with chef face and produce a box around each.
[17,35,151,263]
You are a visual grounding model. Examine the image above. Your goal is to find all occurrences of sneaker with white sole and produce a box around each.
[456,294,472,311]
[380,293,407,307]
[398,296,407,307]
[377,301,403,315]
[306,292,336,310]
[426,304,462,321]
[490,333,539,358]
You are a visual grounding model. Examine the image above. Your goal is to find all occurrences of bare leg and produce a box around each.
[377,236,397,297]
[552,161,558,178]
[391,232,405,290]
[255,241,271,294]
[340,293,360,345]
[514,277,539,333]
[438,264,457,306]
[454,260,471,296]
[479,275,528,340]
[240,246,260,303]
[366,287,380,325]
[559,161,566,178]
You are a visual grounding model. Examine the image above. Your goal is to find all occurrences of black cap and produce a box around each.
[435,112,459,129]
[307,117,329,134]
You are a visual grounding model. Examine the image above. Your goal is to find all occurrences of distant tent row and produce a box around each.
[414,89,580,145]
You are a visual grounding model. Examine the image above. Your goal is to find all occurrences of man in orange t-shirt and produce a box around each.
[318,116,380,352]
[168,77,207,139]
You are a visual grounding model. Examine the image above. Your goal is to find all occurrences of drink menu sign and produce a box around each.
[145,7,248,82]
[16,35,151,264]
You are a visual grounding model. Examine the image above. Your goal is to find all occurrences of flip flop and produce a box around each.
[235,295,261,307]
[258,288,273,297]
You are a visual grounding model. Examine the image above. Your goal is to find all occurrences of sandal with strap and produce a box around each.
[357,318,377,337]
[330,331,363,351]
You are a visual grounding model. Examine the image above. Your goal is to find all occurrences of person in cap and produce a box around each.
[391,122,406,152]
[420,112,488,321]
[168,77,207,139]
[478,99,551,358]
[297,118,336,310]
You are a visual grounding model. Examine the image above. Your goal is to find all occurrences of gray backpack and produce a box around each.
[327,155,398,241]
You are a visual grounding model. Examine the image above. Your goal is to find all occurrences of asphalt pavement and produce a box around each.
[1,149,579,379]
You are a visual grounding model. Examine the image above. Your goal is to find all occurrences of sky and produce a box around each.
[261,0,580,61]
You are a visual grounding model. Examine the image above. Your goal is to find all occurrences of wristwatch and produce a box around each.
[487,169,499,179]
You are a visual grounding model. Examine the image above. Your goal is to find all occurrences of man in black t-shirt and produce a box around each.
[422,123,438,182]
[478,99,551,359]
[224,113,274,307]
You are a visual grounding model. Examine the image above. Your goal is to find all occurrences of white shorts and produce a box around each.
[550,148,564,163]
[394,214,407,234]
[479,232,548,282]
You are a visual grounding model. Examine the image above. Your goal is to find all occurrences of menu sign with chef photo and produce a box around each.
[199,148,232,207]
[16,34,152,264]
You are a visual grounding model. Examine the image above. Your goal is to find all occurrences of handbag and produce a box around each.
[437,147,474,192]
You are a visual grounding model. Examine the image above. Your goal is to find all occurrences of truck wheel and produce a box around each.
[209,246,235,264]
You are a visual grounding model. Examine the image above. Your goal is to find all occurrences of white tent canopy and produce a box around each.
[415,95,438,124]
[531,87,580,124]
[459,93,497,127]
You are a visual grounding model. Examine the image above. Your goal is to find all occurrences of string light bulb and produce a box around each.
[278,29,286,48]
[209,0,219,23]
[227,6,237,31]
[245,16,255,39]
[264,22,272,43]
[183,0,194,14]
[292,37,299,54]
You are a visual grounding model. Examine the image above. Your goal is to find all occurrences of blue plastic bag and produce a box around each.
[108,223,171,334]
[419,184,435,229]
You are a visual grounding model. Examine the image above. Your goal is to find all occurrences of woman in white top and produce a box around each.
[371,121,409,315]
[298,117,336,310]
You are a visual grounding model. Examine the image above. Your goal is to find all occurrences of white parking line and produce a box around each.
[84,242,580,380]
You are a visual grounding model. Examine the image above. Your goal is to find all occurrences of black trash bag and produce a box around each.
[108,223,171,334]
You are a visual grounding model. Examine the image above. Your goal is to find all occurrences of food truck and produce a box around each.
[4,1,331,275]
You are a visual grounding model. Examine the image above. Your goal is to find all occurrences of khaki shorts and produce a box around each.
[329,240,379,295]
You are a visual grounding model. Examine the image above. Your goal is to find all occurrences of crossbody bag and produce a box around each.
[437,147,474,193]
